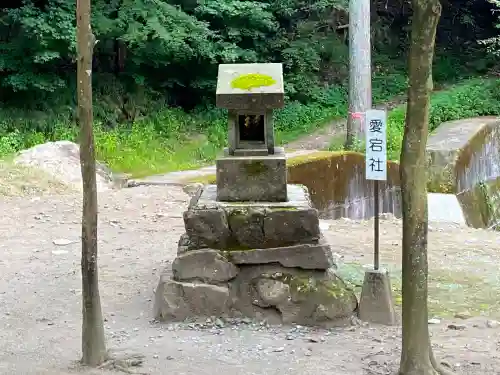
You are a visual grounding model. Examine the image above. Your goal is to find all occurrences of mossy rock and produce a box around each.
[231,264,358,325]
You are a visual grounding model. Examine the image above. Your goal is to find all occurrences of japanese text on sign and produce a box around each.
[365,109,387,181]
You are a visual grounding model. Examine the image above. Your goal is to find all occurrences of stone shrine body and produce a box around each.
[154,63,357,326]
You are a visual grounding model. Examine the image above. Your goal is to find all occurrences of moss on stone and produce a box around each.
[230,73,276,91]
[223,244,253,252]
[267,206,298,211]
[243,161,268,176]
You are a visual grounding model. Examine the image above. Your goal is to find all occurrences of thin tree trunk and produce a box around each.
[399,1,454,374]
[77,0,107,366]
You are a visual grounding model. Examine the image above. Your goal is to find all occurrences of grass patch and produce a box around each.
[0,160,71,196]
[338,261,500,319]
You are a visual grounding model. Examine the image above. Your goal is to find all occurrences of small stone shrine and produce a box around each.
[154,63,358,326]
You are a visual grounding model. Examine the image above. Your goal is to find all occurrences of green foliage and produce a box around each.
[334,79,500,160]
[479,0,500,56]
[0,0,498,177]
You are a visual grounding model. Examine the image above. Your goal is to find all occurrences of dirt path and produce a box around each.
[283,97,406,151]
[0,186,499,375]
[284,118,346,150]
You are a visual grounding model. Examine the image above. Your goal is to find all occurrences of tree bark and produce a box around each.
[399,1,455,375]
[77,0,107,367]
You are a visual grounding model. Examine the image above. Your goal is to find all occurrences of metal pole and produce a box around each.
[346,0,372,149]
[374,180,380,270]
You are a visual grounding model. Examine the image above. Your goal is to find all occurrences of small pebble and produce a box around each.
[447,324,466,331]
[487,320,499,328]
[454,311,472,320]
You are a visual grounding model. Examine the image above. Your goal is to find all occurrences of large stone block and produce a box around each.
[229,240,333,270]
[183,207,231,248]
[263,207,320,246]
[231,265,357,326]
[227,207,266,248]
[154,275,230,321]
[185,184,321,249]
[216,148,287,202]
[172,249,239,283]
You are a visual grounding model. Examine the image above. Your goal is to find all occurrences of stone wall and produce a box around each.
[427,117,500,228]
[287,152,401,220]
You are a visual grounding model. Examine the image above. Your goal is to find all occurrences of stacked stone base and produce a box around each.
[154,184,358,326]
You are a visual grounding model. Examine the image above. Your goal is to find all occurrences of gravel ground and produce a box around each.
[0,185,499,375]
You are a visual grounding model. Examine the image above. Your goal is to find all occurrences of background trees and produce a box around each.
[0,0,497,112]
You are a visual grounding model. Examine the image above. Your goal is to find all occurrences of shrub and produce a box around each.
[331,78,500,160]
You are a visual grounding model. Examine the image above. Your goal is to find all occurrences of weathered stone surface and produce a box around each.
[186,184,320,248]
[154,276,230,321]
[229,241,334,270]
[263,208,320,246]
[172,249,239,283]
[195,184,312,210]
[358,269,397,326]
[183,208,230,248]
[286,152,402,220]
[426,117,499,193]
[231,265,357,327]
[216,63,285,111]
[177,233,204,254]
[458,176,500,228]
[227,208,265,248]
[216,148,287,202]
[255,279,290,306]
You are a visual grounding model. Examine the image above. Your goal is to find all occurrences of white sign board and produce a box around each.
[365,109,387,181]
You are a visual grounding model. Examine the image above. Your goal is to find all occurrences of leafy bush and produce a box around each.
[337,78,500,160]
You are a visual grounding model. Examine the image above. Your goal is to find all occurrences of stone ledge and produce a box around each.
[172,249,239,283]
[175,237,334,271]
[183,184,320,249]
[229,239,334,270]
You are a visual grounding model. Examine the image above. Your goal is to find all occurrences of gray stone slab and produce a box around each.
[216,149,287,202]
[263,207,320,246]
[216,63,285,110]
[154,276,231,321]
[229,240,334,270]
[196,184,313,209]
[183,207,231,248]
[172,249,239,283]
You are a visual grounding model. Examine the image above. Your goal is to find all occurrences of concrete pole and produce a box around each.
[345,0,372,149]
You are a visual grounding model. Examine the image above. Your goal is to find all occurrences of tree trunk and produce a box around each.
[77,0,107,367]
[399,1,454,375]
[345,0,372,150]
